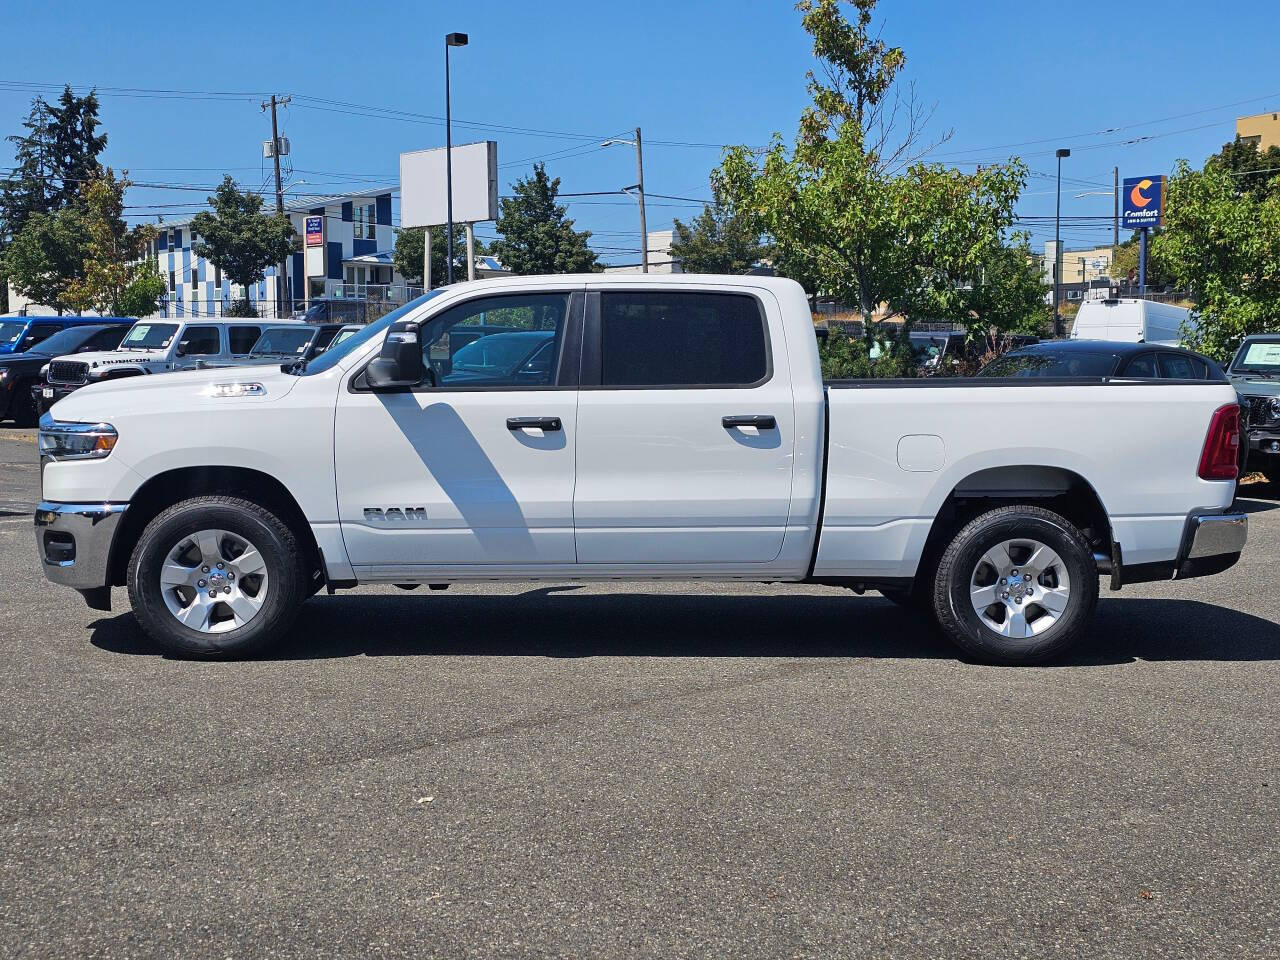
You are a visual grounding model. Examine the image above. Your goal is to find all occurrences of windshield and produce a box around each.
[120,322,179,350]
[980,351,1120,378]
[0,321,26,348]
[1232,341,1280,373]
[26,326,102,357]
[298,291,443,376]
[251,325,316,356]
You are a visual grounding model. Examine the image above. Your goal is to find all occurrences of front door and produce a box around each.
[335,290,582,574]
[572,287,794,566]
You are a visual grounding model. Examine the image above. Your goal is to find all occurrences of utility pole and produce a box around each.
[262,94,291,316]
[635,127,648,273]
[1053,148,1070,336]
[445,32,469,285]
[1112,166,1119,271]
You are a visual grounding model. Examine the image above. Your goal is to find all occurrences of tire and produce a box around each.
[1264,462,1280,488]
[931,505,1098,666]
[127,495,308,658]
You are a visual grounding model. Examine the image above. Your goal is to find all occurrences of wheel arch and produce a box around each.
[107,465,322,588]
[914,464,1113,586]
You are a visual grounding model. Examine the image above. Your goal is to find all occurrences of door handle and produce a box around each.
[507,416,562,431]
[722,415,776,430]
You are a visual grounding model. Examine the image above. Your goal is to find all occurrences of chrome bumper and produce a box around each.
[34,502,128,592]
[1175,511,1248,579]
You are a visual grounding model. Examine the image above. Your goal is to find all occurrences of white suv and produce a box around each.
[41,318,297,410]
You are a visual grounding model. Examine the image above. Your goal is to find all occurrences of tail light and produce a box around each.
[1198,403,1241,481]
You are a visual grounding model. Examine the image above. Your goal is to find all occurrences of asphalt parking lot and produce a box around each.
[1,425,1278,959]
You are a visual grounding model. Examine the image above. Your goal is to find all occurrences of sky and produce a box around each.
[1,0,1277,265]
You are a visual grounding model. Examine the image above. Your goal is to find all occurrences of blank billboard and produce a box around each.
[400,141,499,228]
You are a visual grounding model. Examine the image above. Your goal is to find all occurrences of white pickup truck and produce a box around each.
[34,275,1248,664]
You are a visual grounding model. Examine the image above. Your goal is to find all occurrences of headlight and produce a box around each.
[0,368,10,385]
[38,420,118,460]
[1271,397,1280,419]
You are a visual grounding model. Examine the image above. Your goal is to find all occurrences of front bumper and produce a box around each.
[34,380,86,415]
[34,502,128,605]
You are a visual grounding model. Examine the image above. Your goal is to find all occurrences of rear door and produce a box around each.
[572,286,794,565]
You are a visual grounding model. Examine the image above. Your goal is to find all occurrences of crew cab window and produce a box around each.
[420,293,568,388]
[85,327,129,351]
[598,291,768,387]
[1121,353,1157,378]
[229,325,262,354]
[1158,353,1206,379]
[179,325,220,356]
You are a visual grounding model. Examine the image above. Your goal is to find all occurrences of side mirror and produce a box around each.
[365,321,424,389]
[175,341,188,357]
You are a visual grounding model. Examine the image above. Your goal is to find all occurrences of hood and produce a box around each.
[1229,373,1280,397]
[48,365,302,422]
[56,348,168,372]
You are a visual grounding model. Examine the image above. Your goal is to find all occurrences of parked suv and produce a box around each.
[0,322,132,425]
[1227,334,1280,484]
[39,318,287,412]
[0,315,134,356]
[238,323,359,366]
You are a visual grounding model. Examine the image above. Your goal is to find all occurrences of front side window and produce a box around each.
[0,321,27,347]
[251,326,316,357]
[421,293,569,388]
[20,323,65,351]
[179,325,220,356]
[598,291,768,387]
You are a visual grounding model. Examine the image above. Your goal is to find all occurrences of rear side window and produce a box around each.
[598,291,768,387]
[86,327,129,351]
[1122,353,1158,378]
[229,325,262,354]
[1158,353,1206,379]
[180,325,221,356]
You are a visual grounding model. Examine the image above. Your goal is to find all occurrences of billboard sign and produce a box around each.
[1122,176,1164,229]
[304,215,324,246]
[400,141,499,228]
[303,215,326,278]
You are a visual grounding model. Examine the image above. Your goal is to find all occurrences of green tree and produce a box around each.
[191,176,294,316]
[64,169,161,316]
[1214,135,1280,200]
[393,224,486,287]
[46,86,108,209]
[1153,158,1280,362]
[3,208,88,314]
[1110,229,1172,290]
[670,180,770,274]
[490,163,597,274]
[715,0,1028,371]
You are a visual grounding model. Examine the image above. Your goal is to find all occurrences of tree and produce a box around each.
[393,224,486,286]
[1110,229,1172,290]
[670,180,770,274]
[1153,158,1280,362]
[3,208,88,315]
[715,0,1028,370]
[1214,135,1280,201]
[0,87,107,313]
[64,169,162,316]
[490,164,597,274]
[191,176,294,315]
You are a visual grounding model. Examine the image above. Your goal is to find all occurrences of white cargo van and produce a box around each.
[1069,298,1194,347]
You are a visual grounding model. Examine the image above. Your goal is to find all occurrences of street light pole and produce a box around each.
[1054,148,1070,336]
[444,32,468,285]
[602,131,649,273]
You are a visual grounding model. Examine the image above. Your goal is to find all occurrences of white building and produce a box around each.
[602,228,681,275]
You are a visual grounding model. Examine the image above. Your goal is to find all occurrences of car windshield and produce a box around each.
[25,326,102,357]
[251,326,316,356]
[120,322,179,350]
[1232,341,1280,373]
[980,351,1120,378]
[0,321,26,348]
[451,333,549,374]
[297,291,443,376]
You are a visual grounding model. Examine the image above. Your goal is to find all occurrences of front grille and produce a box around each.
[1246,395,1280,427]
[47,361,88,386]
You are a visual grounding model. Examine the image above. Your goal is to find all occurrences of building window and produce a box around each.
[214,265,221,289]
[169,270,175,292]
[353,202,377,240]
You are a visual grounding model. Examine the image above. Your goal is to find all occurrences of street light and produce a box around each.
[444,32,468,285]
[602,129,648,273]
[1053,147,1070,336]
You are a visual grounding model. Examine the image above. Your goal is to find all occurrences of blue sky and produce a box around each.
[2,0,1277,263]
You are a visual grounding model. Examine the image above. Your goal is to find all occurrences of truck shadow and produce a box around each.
[90,591,1280,666]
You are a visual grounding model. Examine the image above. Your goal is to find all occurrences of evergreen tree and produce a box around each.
[490,164,597,275]
[47,86,108,209]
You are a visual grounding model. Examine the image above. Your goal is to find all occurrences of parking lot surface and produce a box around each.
[1,425,1278,958]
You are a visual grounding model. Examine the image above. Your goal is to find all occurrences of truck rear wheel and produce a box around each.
[931,505,1098,665]
[127,496,307,659]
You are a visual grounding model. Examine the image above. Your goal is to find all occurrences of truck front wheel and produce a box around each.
[127,496,308,658]
[931,505,1098,666]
